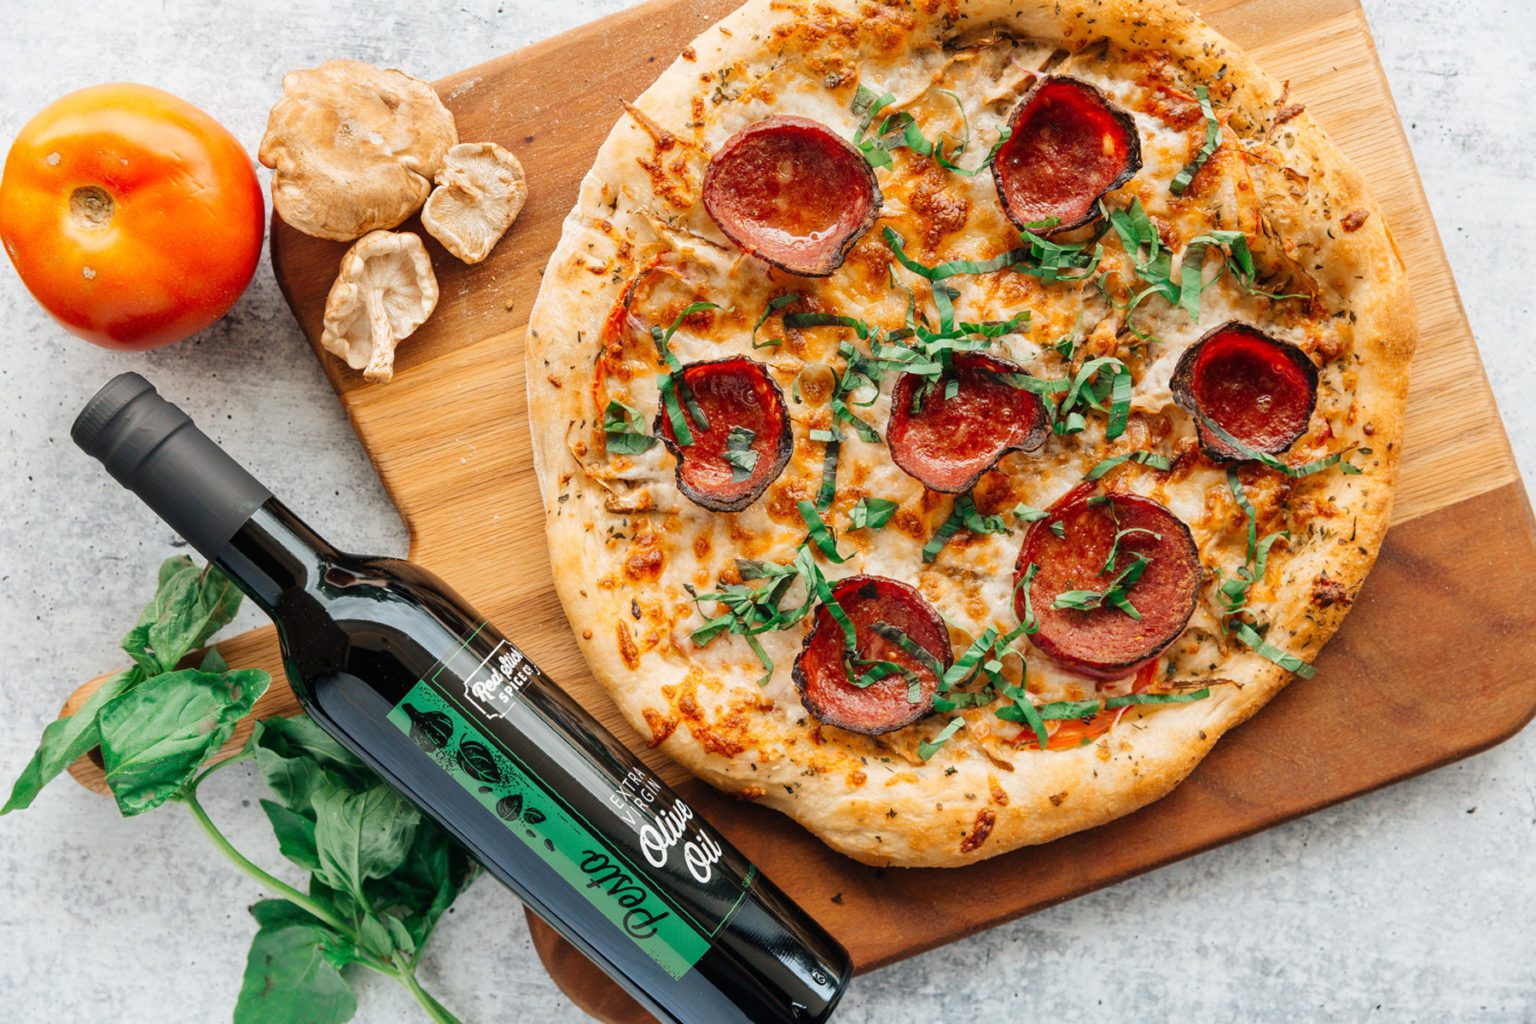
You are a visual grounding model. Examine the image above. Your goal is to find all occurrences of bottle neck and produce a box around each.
[215,499,340,617]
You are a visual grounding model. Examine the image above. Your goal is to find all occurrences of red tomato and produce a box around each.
[0,84,265,350]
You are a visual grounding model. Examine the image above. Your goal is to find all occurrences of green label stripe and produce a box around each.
[388,681,710,979]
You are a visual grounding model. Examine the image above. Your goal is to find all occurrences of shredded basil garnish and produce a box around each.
[602,399,656,455]
[922,493,1008,564]
[1052,552,1151,620]
[798,500,848,563]
[751,292,801,348]
[650,301,720,445]
[1232,620,1317,679]
[724,425,759,482]
[1170,85,1221,197]
[1197,412,1360,477]
[810,427,841,510]
[917,716,966,761]
[1217,467,1288,618]
[849,496,899,531]
[1086,449,1174,481]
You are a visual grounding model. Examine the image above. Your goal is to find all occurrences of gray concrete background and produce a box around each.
[1,1,1531,1021]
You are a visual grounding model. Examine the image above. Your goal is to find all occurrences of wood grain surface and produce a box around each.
[61,1,1536,1021]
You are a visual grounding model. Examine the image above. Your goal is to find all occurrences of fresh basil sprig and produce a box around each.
[3,558,474,1024]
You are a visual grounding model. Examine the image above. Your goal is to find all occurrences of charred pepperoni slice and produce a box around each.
[991,76,1142,234]
[1015,494,1201,680]
[1170,321,1319,461]
[793,575,953,735]
[702,115,882,277]
[654,357,793,512]
[886,353,1050,493]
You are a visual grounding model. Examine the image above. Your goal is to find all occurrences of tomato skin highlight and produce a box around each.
[0,83,265,350]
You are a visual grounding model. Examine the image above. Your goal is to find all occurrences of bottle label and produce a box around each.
[386,626,758,980]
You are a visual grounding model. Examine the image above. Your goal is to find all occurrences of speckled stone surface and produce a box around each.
[1,1,1532,1021]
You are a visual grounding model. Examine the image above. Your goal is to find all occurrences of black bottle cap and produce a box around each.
[72,372,272,560]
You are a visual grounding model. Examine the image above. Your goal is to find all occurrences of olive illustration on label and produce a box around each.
[456,738,504,785]
[523,807,547,825]
[495,793,524,822]
[403,703,453,753]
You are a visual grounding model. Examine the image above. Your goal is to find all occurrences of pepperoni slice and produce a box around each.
[1170,321,1319,461]
[793,575,953,735]
[1014,494,1201,680]
[886,353,1050,493]
[654,357,793,512]
[991,76,1142,234]
[702,115,882,277]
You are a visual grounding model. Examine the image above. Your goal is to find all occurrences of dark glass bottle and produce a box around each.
[72,373,851,1024]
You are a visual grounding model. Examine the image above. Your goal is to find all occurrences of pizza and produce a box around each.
[525,0,1414,867]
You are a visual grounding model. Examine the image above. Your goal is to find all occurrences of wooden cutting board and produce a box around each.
[63,0,1536,1020]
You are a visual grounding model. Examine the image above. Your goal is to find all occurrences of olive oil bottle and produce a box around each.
[73,373,850,1024]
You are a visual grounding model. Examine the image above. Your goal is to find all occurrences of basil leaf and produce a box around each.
[1170,85,1221,196]
[849,496,900,531]
[1197,412,1359,477]
[261,798,320,872]
[233,916,358,1024]
[1086,449,1173,481]
[798,500,848,563]
[752,291,801,347]
[312,782,421,901]
[123,557,243,676]
[249,716,370,815]
[97,667,271,816]
[603,399,657,455]
[724,425,760,482]
[1104,688,1211,708]
[810,427,841,510]
[363,821,479,950]
[1233,620,1317,679]
[918,717,966,761]
[783,312,872,338]
[650,300,720,445]
[0,666,139,815]
[1013,504,1049,523]
[996,684,1050,748]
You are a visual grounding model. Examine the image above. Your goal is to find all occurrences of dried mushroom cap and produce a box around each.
[259,60,458,241]
[320,231,439,384]
[421,142,528,263]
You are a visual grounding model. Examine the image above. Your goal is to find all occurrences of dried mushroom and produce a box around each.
[259,60,458,241]
[421,142,528,263]
[320,230,439,383]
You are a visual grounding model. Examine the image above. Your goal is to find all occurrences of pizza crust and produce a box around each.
[526,0,1414,867]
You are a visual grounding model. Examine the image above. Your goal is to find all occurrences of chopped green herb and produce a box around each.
[751,292,802,347]
[1216,467,1288,618]
[602,399,657,455]
[810,427,842,511]
[650,300,721,445]
[1086,449,1173,481]
[1232,620,1317,679]
[917,717,966,761]
[922,493,1008,563]
[1170,85,1221,196]
[798,500,848,563]
[1197,412,1360,477]
[1052,552,1151,620]
[724,426,759,482]
[849,496,900,531]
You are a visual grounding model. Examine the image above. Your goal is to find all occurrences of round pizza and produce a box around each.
[525,0,1414,867]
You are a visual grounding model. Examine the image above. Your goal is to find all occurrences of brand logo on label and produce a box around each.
[462,640,535,720]
[639,797,724,885]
